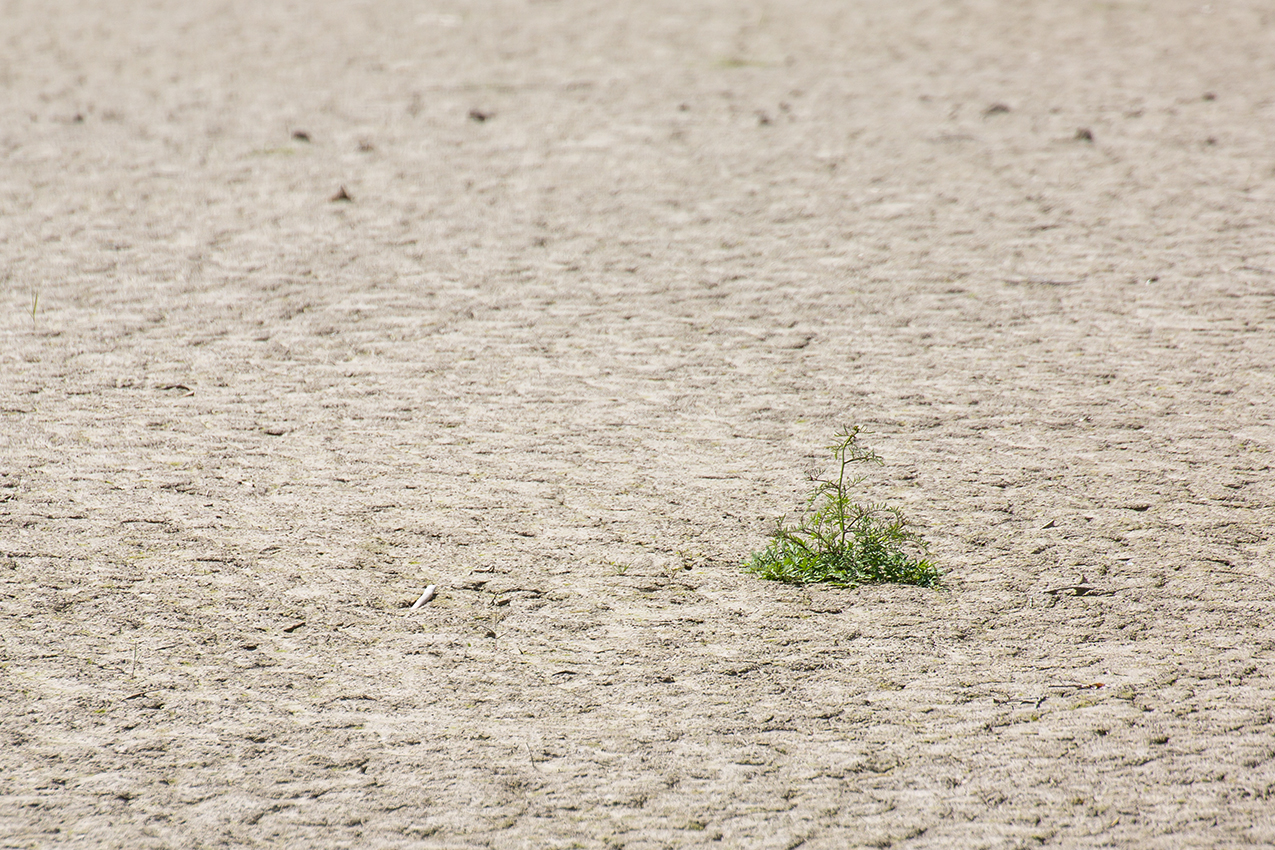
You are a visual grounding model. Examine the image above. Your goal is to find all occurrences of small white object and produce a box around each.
[410,585,437,610]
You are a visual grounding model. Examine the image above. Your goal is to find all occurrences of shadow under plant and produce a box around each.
[746,426,940,588]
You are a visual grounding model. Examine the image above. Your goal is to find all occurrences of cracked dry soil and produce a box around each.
[3,1,1275,848]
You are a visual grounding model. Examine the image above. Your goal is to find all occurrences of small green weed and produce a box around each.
[746,426,939,588]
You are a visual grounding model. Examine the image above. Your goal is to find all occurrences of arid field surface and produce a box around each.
[3,1,1275,847]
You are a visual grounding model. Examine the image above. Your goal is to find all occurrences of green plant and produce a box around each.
[746,426,939,588]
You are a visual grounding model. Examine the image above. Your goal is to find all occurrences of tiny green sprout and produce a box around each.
[745,425,939,588]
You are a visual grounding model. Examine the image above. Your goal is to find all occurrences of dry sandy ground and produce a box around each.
[3,1,1275,847]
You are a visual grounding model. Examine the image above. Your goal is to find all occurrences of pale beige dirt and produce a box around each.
[3,1,1275,848]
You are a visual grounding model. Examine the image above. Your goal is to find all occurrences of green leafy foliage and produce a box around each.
[746,426,939,588]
